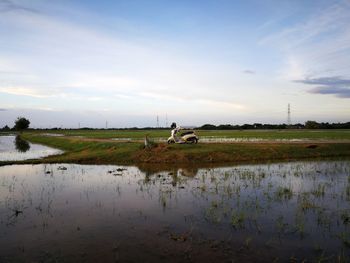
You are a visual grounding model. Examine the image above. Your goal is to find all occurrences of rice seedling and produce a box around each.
[231,211,246,229]
[311,183,326,198]
[275,186,293,200]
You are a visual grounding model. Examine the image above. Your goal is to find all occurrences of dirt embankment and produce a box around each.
[131,142,350,164]
[133,144,242,163]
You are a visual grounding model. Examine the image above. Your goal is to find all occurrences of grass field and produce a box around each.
[24,129,350,140]
[0,131,347,166]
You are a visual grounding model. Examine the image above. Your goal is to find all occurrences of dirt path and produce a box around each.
[63,136,350,144]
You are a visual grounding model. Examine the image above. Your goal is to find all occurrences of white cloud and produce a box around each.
[138,91,245,111]
[1,1,349,125]
[0,86,56,98]
[260,1,350,81]
[0,6,246,109]
[259,2,350,49]
[279,55,305,80]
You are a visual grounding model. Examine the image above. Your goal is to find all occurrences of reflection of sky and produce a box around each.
[0,0,350,127]
[0,136,62,161]
[0,161,349,260]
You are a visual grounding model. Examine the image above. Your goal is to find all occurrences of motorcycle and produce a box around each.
[167,130,199,144]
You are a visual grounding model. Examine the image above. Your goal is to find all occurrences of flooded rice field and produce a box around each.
[0,161,349,262]
[0,135,63,161]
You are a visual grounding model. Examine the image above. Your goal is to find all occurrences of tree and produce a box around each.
[199,124,217,130]
[14,117,30,131]
[217,124,234,130]
[2,125,10,131]
[305,120,320,129]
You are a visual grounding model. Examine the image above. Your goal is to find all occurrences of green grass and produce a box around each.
[17,134,140,164]
[17,129,350,140]
[199,129,350,140]
[0,132,349,166]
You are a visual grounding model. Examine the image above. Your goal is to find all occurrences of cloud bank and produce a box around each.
[295,76,350,98]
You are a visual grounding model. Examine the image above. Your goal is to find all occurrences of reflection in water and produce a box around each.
[0,135,63,161]
[14,135,30,152]
[0,161,349,262]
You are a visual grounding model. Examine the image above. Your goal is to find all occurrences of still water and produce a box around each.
[0,135,63,161]
[0,161,349,262]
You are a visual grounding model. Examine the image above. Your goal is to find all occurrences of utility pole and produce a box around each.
[106,121,108,129]
[287,103,291,126]
[157,115,159,128]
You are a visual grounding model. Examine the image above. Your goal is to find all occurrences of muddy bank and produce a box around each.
[132,142,350,164]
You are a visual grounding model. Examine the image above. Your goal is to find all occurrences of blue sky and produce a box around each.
[0,0,349,128]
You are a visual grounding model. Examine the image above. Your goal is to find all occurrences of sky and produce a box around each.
[0,0,350,128]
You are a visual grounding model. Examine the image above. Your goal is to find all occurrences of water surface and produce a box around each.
[0,135,63,161]
[0,161,349,262]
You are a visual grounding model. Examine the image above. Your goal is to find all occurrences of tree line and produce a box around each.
[199,121,350,130]
[1,118,350,131]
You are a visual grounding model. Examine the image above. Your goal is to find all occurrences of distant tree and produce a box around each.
[217,124,234,130]
[241,124,254,129]
[253,123,263,129]
[2,125,10,131]
[195,121,350,130]
[305,120,320,129]
[291,123,304,129]
[14,117,30,131]
[335,122,350,129]
[277,124,287,129]
[199,124,217,130]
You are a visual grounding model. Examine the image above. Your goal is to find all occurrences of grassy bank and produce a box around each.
[1,132,348,166]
